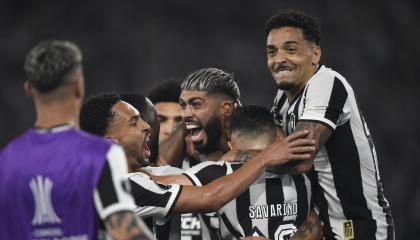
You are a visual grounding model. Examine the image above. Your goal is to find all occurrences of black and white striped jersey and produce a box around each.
[271,65,394,240]
[128,172,182,221]
[184,161,312,240]
[144,158,216,240]
[182,157,220,240]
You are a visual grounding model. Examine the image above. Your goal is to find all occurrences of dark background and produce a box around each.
[1,0,419,238]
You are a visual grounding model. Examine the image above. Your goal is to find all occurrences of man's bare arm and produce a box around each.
[150,173,193,185]
[289,120,331,173]
[222,149,261,162]
[270,120,332,175]
[104,210,153,240]
[290,209,323,240]
[172,130,315,213]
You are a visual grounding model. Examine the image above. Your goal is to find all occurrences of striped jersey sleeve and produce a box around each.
[300,68,350,130]
[93,144,136,220]
[129,172,182,220]
[183,161,228,186]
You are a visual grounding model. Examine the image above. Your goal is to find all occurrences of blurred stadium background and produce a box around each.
[1,0,419,238]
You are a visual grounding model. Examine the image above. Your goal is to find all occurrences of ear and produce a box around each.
[72,76,84,99]
[24,81,32,97]
[221,100,234,118]
[312,45,321,66]
[228,140,235,151]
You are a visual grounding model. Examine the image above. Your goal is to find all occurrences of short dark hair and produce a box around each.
[181,68,240,102]
[264,9,320,45]
[80,93,120,136]
[231,105,276,136]
[148,80,181,104]
[24,40,82,93]
[120,93,147,114]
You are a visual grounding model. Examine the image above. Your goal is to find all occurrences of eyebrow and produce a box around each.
[179,97,204,104]
[284,40,299,45]
[128,114,140,123]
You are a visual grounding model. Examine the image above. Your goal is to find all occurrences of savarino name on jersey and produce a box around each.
[249,202,297,219]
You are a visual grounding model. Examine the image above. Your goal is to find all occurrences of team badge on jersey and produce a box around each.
[343,219,354,240]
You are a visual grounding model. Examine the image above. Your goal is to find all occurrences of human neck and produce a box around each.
[34,98,80,129]
[285,66,319,102]
[199,150,226,162]
[285,82,307,103]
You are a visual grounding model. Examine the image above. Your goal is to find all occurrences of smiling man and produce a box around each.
[266,9,394,239]
[80,92,316,239]
[179,68,241,161]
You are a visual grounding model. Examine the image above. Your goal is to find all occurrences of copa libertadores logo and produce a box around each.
[29,175,61,225]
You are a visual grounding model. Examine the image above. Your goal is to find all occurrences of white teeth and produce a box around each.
[186,124,200,130]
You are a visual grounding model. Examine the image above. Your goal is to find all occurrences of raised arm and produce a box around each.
[270,121,332,175]
[223,122,330,175]
[292,120,332,172]
[172,130,315,213]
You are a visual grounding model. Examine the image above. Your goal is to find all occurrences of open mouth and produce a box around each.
[186,122,205,142]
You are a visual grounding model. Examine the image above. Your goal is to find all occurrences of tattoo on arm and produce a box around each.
[105,211,152,240]
[234,149,261,162]
[269,121,332,175]
[291,211,323,240]
[295,120,332,151]
[291,220,319,239]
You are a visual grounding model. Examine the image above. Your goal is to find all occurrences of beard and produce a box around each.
[276,79,296,91]
[193,114,223,155]
[124,142,149,169]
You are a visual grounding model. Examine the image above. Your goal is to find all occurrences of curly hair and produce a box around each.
[264,9,320,45]
[24,40,82,93]
[80,93,120,136]
[181,68,240,102]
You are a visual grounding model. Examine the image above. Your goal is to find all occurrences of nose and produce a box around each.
[140,118,151,132]
[182,105,193,120]
[272,51,287,64]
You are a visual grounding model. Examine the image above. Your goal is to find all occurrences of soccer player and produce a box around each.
[120,93,160,164]
[123,91,203,239]
[79,93,316,231]
[157,105,323,240]
[147,80,183,143]
[265,9,394,239]
[0,41,152,239]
